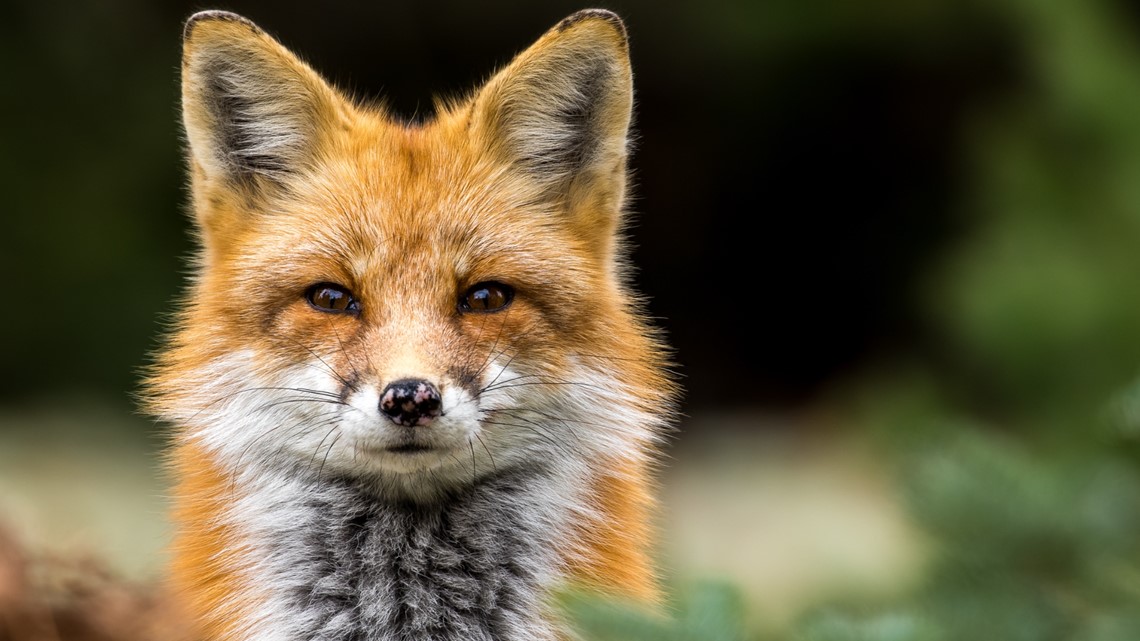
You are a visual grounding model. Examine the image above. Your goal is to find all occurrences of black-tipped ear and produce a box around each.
[181,11,348,188]
[470,10,634,202]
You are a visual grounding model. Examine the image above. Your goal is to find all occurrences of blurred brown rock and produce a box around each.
[0,527,197,641]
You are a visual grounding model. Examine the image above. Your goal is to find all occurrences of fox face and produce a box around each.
[150,10,674,503]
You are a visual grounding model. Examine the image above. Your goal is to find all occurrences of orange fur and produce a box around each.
[166,443,255,641]
[568,468,662,602]
[149,9,677,638]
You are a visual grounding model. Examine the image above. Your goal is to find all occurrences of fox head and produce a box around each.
[149,10,675,502]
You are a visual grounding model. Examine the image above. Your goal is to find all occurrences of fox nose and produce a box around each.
[379,379,442,427]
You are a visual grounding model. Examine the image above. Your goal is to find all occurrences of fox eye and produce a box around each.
[459,281,514,313]
[305,282,360,314]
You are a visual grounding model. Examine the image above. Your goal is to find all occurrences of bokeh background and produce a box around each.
[4,0,1140,639]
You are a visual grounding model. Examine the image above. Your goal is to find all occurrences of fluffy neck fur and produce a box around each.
[221,457,583,641]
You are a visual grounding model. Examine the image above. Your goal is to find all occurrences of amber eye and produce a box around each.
[305,282,360,314]
[459,281,514,313]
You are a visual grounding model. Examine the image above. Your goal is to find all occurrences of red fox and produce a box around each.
[146,8,677,640]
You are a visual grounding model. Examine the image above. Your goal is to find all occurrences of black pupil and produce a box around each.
[471,287,496,309]
[312,285,352,311]
[465,283,510,312]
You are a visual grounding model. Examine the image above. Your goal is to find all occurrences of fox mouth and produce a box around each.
[384,443,434,454]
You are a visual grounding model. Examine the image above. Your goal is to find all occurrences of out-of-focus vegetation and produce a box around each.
[565,0,1140,638]
[5,0,1140,639]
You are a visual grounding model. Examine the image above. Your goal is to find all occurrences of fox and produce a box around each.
[145,8,677,641]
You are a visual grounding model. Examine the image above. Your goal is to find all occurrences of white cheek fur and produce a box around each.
[181,350,347,472]
[177,349,663,494]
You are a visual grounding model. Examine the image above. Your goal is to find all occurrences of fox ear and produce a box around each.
[181,11,348,190]
[470,10,634,221]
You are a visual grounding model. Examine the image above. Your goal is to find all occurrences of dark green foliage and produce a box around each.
[564,0,1140,638]
[559,581,749,641]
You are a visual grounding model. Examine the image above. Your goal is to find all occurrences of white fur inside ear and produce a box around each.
[182,28,336,183]
[473,26,633,191]
[202,64,314,177]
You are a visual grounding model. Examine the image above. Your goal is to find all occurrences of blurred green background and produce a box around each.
[4,0,1140,639]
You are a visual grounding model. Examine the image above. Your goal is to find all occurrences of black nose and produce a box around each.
[379,379,442,426]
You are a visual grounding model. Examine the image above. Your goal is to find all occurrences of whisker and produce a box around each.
[496,407,609,430]
[282,335,354,389]
[462,313,491,378]
[479,348,520,394]
[482,379,610,395]
[254,397,357,413]
[318,431,343,481]
[495,408,584,449]
[329,323,362,385]
[468,438,478,487]
[474,432,497,472]
[477,372,549,395]
[566,351,657,364]
[309,424,340,470]
[185,385,343,422]
[230,413,338,495]
[473,310,513,379]
[479,418,574,456]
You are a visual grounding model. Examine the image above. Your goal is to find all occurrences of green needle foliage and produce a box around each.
[559,581,749,641]
[565,0,1140,638]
